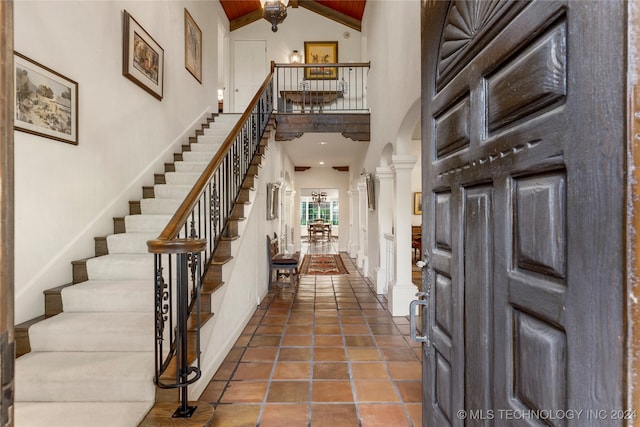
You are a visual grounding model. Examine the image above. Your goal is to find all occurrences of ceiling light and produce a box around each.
[319,141,327,145]
[260,0,289,32]
[311,191,327,203]
[319,161,325,165]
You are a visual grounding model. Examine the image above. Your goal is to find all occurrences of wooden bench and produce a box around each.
[267,234,300,291]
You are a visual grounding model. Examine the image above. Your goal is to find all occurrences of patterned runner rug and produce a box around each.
[299,254,349,275]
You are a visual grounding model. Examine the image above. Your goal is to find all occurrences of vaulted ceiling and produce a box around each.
[220,0,367,31]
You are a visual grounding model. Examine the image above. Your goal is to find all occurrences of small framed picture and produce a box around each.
[414,192,423,215]
[14,52,78,145]
[366,173,375,211]
[304,41,338,80]
[184,9,202,83]
[122,10,164,100]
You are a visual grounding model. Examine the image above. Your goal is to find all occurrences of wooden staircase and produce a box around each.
[14,112,275,426]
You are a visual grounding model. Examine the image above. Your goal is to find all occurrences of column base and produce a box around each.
[349,242,358,259]
[374,266,388,295]
[387,281,419,316]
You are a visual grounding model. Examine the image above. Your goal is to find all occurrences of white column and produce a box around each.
[374,167,393,294]
[388,155,418,316]
[356,180,367,269]
[285,188,295,253]
[348,189,359,258]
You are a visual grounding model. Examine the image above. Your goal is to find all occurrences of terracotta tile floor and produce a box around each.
[202,249,423,426]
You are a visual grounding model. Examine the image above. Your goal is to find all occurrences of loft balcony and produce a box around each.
[272,62,370,141]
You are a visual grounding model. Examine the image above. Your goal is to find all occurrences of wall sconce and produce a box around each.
[260,0,289,32]
[290,50,302,64]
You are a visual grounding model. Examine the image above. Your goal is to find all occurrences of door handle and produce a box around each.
[410,292,429,343]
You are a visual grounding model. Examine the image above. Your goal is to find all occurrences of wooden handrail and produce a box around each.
[274,62,371,68]
[147,70,275,254]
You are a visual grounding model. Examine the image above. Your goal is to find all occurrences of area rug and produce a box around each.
[300,254,349,275]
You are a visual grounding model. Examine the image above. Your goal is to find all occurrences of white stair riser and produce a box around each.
[86,254,153,281]
[164,172,200,185]
[203,128,234,137]
[174,161,208,173]
[182,151,216,162]
[189,143,222,153]
[106,233,156,254]
[15,352,155,402]
[139,198,182,215]
[153,184,191,199]
[196,135,226,145]
[28,313,155,352]
[15,402,154,427]
[62,280,154,312]
[124,214,172,233]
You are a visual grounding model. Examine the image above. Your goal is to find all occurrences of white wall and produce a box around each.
[14,1,221,323]
[228,7,363,112]
[359,0,421,282]
[230,7,362,65]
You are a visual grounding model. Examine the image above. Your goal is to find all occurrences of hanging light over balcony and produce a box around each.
[260,0,289,32]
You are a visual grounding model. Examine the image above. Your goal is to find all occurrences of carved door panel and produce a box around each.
[421,1,625,426]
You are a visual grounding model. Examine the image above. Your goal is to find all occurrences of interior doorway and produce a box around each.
[299,188,339,247]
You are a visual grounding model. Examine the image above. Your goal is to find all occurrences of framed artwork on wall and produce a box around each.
[414,192,422,215]
[14,51,79,145]
[267,182,280,220]
[304,41,338,80]
[184,8,202,83]
[122,10,164,100]
[366,173,375,211]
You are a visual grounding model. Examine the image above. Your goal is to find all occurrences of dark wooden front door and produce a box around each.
[421,1,626,425]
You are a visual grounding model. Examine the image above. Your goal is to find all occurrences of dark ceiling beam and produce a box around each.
[230,8,264,31]
[298,0,361,31]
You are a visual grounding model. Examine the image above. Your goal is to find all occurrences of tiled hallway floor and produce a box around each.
[200,247,423,426]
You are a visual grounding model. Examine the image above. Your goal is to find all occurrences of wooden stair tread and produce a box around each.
[202,280,225,294]
[209,255,233,266]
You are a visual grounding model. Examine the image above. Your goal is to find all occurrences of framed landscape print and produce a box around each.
[304,41,338,80]
[14,51,78,145]
[122,10,164,100]
[184,8,202,83]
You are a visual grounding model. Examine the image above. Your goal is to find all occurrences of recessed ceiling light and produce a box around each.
[320,141,327,145]
[319,161,325,165]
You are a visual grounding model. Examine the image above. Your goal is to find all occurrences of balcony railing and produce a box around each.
[273,62,370,114]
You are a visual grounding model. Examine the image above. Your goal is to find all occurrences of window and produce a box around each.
[300,196,339,225]
[331,200,339,225]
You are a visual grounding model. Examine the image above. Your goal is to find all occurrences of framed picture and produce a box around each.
[267,182,280,220]
[304,41,338,80]
[184,9,202,83]
[122,10,164,100]
[14,52,78,145]
[414,192,423,215]
[366,173,375,211]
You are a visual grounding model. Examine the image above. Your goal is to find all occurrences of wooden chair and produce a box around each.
[411,226,422,261]
[267,234,300,291]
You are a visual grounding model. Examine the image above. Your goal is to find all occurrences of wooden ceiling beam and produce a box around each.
[230,8,265,31]
[298,0,361,31]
